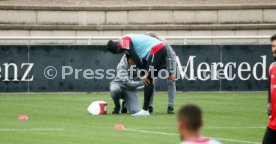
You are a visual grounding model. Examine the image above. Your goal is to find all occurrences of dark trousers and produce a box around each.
[263,127,276,144]
[143,47,167,110]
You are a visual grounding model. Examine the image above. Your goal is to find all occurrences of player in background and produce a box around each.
[147,32,176,114]
[106,34,172,116]
[262,34,276,144]
[110,54,143,114]
[177,104,221,144]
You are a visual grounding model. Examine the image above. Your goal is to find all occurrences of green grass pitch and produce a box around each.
[0,92,267,144]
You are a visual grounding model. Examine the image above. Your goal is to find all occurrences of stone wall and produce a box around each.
[0,6,275,44]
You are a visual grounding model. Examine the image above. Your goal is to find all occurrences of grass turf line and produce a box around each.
[0,92,267,144]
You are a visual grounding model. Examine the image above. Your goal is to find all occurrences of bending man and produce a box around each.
[106,34,172,116]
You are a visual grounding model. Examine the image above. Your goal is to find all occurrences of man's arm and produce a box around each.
[125,43,145,69]
[157,36,177,80]
[117,69,143,89]
[119,36,145,69]
[268,74,272,116]
[116,56,144,89]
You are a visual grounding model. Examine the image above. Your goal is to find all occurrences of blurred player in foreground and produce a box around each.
[110,54,143,114]
[147,32,176,114]
[262,34,276,144]
[107,34,173,116]
[177,104,221,144]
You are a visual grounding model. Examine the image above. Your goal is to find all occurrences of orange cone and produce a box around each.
[17,114,29,121]
[113,124,125,130]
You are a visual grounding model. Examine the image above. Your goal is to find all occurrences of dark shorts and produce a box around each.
[146,46,167,77]
[263,127,276,144]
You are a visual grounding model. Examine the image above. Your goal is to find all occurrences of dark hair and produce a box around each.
[271,34,276,42]
[177,104,202,131]
[126,54,131,60]
[106,40,118,54]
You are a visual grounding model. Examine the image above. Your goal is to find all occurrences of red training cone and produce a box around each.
[113,124,125,130]
[17,114,29,121]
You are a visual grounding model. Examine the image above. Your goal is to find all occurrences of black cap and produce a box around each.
[106,40,118,54]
